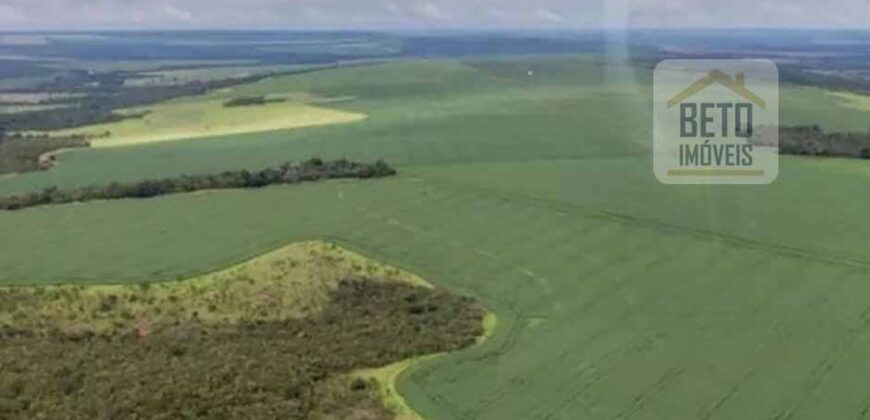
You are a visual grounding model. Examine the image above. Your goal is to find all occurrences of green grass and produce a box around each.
[3,55,870,419]
[780,85,870,131]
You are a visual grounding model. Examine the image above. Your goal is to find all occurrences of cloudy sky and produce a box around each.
[0,0,867,30]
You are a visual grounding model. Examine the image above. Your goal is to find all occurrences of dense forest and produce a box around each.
[0,158,396,210]
[0,278,484,419]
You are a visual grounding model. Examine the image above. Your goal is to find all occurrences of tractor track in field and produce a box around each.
[695,266,810,420]
[769,305,870,420]
[614,367,686,420]
[531,248,767,420]
[334,184,534,420]
[419,174,870,272]
[333,174,870,420]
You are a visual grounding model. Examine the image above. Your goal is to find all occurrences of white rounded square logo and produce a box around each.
[654,59,779,185]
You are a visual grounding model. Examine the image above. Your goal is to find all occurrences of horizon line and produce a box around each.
[2,26,870,33]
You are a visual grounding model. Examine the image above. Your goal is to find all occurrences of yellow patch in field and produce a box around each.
[828,91,870,112]
[354,356,436,420]
[52,97,367,148]
[351,308,496,420]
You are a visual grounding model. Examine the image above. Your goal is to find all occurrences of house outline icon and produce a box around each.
[666,69,766,109]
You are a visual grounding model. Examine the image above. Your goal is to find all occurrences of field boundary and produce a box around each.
[354,313,497,420]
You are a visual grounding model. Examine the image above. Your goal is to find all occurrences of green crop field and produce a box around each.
[3,55,870,419]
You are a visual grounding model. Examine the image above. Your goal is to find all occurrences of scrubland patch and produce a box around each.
[0,241,485,419]
[0,241,429,334]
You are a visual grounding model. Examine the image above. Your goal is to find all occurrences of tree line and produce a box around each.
[223,96,286,107]
[752,125,870,159]
[0,158,396,211]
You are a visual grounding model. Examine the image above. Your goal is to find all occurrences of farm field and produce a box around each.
[122,63,326,87]
[51,93,367,147]
[1,57,868,195]
[4,55,870,419]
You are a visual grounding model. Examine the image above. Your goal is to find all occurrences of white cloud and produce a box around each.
[0,5,27,25]
[413,1,447,20]
[0,0,866,29]
[534,9,563,23]
[384,2,402,16]
[162,5,194,22]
